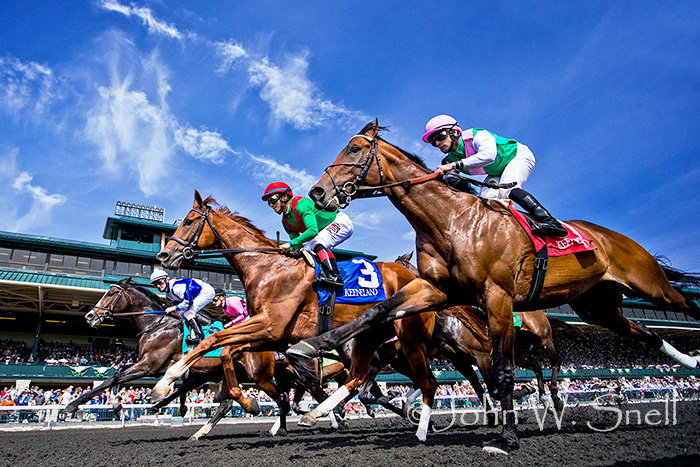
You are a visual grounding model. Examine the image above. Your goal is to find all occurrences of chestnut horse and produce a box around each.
[73,278,290,441]
[151,192,445,440]
[397,251,566,409]
[288,121,700,454]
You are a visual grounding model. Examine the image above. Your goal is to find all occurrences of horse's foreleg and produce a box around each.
[288,278,447,365]
[65,359,156,413]
[482,286,519,455]
[153,315,274,402]
[220,348,260,415]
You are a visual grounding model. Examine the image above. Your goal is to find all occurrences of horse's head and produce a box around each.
[85,278,132,328]
[157,190,221,269]
[309,120,384,211]
[395,251,419,277]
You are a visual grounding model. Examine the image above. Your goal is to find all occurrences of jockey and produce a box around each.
[212,288,250,328]
[424,114,567,238]
[150,268,216,345]
[262,182,354,289]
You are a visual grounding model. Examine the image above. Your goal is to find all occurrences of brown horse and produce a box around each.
[289,121,700,453]
[151,192,444,440]
[74,278,290,440]
[397,251,566,409]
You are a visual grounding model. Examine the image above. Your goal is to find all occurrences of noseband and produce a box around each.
[86,284,128,325]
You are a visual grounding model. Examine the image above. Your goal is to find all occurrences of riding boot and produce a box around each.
[313,245,344,289]
[509,188,568,238]
[185,318,205,345]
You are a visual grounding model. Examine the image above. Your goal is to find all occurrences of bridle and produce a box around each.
[168,206,224,260]
[85,284,131,325]
[167,205,285,260]
[85,284,173,338]
[321,133,441,208]
[320,130,516,209]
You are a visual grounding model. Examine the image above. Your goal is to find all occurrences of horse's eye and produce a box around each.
[348,145,361,154]
[183,218,193,226]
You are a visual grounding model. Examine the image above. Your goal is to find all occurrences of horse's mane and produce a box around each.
[360,122,432,173]
[130,283,167,310]
[202,196,276,247]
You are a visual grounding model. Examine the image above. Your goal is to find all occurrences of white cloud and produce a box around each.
[99,0,184,40]
[83,44,233,195]
[0,56,65,120]
[350,211,385,231]
[0,147,67,232]
[246,152,317,194]
[174,127,234,164]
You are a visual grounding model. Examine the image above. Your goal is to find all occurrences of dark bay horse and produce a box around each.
[289,121,700,453]
[397,252,567,409]
[151,192,445,439]
[72,278,290,440]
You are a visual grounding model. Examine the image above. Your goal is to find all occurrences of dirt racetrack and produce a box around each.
[1,401,699,466]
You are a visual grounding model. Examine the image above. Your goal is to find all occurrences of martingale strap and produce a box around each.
[317,290,336,336]
[525,246,548,304]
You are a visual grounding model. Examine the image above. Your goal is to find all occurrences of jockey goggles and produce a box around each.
[428,129,450,146]
[267,194,282,206]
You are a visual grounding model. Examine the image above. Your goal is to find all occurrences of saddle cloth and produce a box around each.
[182,321,225,357]
[506,202,596,257]
[315,257,387,306]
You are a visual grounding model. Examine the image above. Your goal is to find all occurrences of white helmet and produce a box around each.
[150,268,169,284]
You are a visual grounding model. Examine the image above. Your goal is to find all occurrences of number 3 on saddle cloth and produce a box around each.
[505,200,596,303]
[314,257,387,337]
[314,258,387,306]
[182,321,225,356]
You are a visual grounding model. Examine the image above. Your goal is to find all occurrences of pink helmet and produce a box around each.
[422,115,462,143]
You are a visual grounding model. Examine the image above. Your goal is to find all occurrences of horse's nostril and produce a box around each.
[309,186,325,200]
[157,251,170,261]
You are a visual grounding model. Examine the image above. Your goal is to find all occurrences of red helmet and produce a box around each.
[262,182,292,201]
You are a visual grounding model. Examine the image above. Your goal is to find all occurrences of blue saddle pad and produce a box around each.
[316,258,387,306]
[182,321,225,357]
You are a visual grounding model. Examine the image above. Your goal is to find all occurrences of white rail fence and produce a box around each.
[1,387,697,430]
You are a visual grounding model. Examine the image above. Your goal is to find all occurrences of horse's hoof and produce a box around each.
[483,437,518,455]
[64,404,78,415]
[298,415,317,427]
[249,399,261,416]
[286,341,319,359]
[187,436,199,443]
[552,398,565,412]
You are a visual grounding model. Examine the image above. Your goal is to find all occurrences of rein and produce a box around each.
[324,132,516,207]
[168,205,292,260]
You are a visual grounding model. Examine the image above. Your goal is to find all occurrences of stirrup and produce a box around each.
[534,220,568,238]
[185,337,201,345]
[314,273,344,289]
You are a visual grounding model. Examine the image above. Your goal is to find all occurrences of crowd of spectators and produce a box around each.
[0,339,137,367]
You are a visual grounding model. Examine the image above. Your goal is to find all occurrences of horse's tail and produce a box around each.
[655,255,700,288]
[547,316,586,347]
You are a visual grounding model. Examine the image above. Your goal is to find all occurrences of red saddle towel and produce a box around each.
[507,202,596,256]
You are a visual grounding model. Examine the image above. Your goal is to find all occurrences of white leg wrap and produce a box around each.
[269,417,281,436]
[415,404,432,442]
[311,385,350,418]
[406,388,422,405]
[660,340,698,369]
[191,422,212,441]
[329,410,339,429]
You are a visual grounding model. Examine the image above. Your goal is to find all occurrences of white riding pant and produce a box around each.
[479,143,536,199]
[304,211,354,252]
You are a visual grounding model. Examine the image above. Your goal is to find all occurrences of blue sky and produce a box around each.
[1,1,699,271]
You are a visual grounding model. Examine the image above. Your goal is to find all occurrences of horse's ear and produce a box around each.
[118,277,130,285]
[406,251,414,261]
[367,119,380,138]
[194,190,203,208]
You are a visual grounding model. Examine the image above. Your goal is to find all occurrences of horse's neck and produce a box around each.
[382,156,477,236]
[214,216,305,290]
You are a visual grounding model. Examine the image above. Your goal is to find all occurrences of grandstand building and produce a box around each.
[1,201,699,387]
[0,202,375,386]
